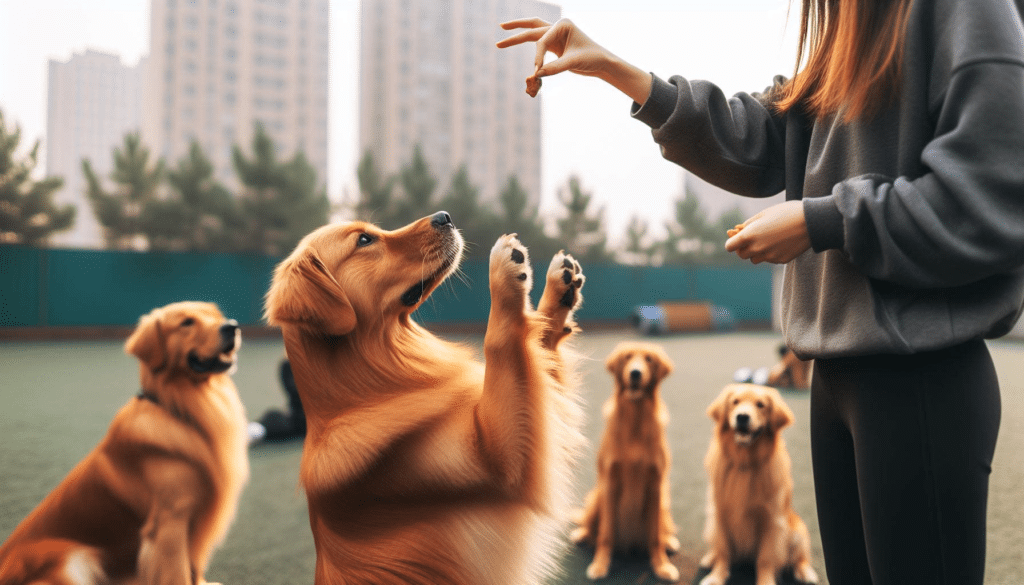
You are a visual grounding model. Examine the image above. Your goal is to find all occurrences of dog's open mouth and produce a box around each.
[187,350,236,374]
[187,335,239,374]
[733,427,761,445]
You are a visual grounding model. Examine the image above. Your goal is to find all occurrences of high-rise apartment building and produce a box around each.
[144,0,330,190]
[359,0,560,211]
[46,50,145,248]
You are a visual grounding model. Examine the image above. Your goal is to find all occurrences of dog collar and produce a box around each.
[137,389,160,405]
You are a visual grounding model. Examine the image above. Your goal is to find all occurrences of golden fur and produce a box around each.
[571,342,680,582]
[264,213,586,585]
[0,302,249,585]
[699,384,817,585]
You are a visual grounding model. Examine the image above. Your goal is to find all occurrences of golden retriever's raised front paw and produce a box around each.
[489,234,533,311]
[537,251,585,349]
[546,251,584,311]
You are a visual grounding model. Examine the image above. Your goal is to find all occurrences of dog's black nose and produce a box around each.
[629,369,642,383]
[735,413,750,430]
[431,211,453,228]
[218,319,237,338]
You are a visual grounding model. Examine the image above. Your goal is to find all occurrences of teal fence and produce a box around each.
[1,247,772,327]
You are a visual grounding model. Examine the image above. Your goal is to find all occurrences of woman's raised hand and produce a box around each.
[497,18,652,105]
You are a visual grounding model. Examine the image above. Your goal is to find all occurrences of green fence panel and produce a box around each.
[0,246,43,327]
[1,248,773,328]
[412,261,773,325]
[694,266,773,321]
[45,250,281,326]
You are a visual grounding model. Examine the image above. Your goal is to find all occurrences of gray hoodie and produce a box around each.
[632,0,1024,359]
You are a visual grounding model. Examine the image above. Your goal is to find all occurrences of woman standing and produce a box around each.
[498,1,1024,583]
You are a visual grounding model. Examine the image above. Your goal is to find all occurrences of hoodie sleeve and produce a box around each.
[631,74,788,198]
[806,59,1024,289]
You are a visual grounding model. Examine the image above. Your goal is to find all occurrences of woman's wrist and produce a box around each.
[600,55,652,106]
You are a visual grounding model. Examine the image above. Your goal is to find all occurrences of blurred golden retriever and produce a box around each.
[264,211,586,585]
[571,342,680,582]
[699,384,817,585]
[765,345,812,389]
[0,301,249,585]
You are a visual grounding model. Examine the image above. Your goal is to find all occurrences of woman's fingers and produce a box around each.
[499,17,551,31]
[495,26,549,49]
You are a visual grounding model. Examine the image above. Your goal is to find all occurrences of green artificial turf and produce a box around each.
[2,332,1022,585]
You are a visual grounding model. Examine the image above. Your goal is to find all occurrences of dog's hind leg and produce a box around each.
[536,251,585,351]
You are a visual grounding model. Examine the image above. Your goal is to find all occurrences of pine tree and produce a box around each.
[621,214,656,266]
[495,175,558,260]
[233,123,329,256]
[393,145,437,227]
[437,165,497,258]
[83,133,163,251]
[353,149,397,225]
[554,175,610,263]
[0,110,74,246]
[161,141,242,252]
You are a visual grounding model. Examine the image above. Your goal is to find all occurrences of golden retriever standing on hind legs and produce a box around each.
[571,342,681,582]
[0,301,249,585]
[699,384,818,585]
[264,211,587,585]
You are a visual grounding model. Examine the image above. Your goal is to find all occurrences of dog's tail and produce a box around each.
[0,539,107,585]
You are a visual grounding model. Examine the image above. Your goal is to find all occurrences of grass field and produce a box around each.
[1,331,1021,585]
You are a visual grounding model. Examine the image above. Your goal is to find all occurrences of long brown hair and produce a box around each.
[774,0,914,122]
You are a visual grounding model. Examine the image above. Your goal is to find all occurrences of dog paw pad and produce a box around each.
[560,288,575,308]
[511,248,525,264]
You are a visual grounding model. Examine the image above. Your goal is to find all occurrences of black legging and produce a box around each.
[810,339,1001,585]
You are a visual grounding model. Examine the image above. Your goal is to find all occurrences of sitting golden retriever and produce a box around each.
[571,342,680,582]
[699,384,817,585]
[0,301,249,585]
[264,211,586,585]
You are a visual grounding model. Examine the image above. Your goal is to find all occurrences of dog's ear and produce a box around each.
[265,250,356,336]
[768,388,794,431]
[605,347,625,374]
[125,309,168,372]
[652,347,674,382]
[707,388,731,424]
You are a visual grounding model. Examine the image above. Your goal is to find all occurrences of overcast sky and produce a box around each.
[0,0,799,244]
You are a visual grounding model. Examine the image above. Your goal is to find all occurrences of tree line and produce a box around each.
[1,107,748,265]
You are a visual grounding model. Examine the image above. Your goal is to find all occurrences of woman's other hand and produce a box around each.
[725,201,812,264]
[497,18,652,105]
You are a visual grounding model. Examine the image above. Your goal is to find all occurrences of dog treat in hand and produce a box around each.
[525,74,542,97]
[726,224,744,238]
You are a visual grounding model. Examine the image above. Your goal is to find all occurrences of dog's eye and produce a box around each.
[644,355,652,363]
[732,399,739,405]
[756,401,765,409]
[180,317,195,327]
[356,233,375,247]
